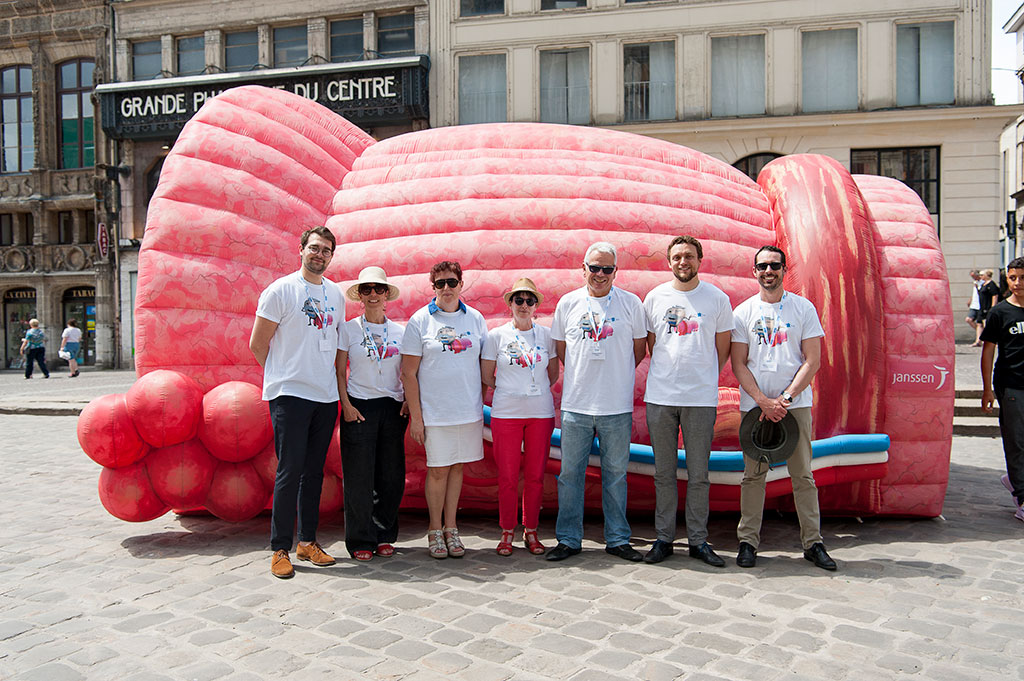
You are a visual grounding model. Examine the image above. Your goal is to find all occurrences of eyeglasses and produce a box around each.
[755,262,784,271]
[358,284,389,296]
[306,245,333,256]
[432,278,461,290]
[512,296,537,307]
[586,264,616,275]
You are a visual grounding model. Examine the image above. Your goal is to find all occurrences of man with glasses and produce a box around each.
[642,236,733,566]
[729,245,836,571]
[547,242,648,562]
[250,226,343,578]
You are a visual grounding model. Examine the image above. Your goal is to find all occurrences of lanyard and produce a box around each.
[514,326,538,379]
[758,292,786,347]
[585,289,614,343]
[360,316,388,374]
[300,275,330,339]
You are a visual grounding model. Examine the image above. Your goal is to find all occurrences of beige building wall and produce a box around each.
[436,0,1018,340]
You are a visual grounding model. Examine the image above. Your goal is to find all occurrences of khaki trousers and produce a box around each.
[737,407,822,550]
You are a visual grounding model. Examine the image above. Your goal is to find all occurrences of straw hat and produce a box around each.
[345,266,401,302]
[502,277,544,306]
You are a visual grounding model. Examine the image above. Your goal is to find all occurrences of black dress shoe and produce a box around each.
[803,542,837,571]
[605,544,643,562]
[545,543,581,562]
[736,541,757,568]
[688,542,725,567]
[643,540,674,564]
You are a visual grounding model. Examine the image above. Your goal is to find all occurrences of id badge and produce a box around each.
[591,343,605,360]
[526,383,542,397]
[760,353,778,372]
[319,338,334,352]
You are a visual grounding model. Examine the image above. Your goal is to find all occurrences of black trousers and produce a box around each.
[998,387,1024,503]
[24,348,48,378]
[269,396,338,552]
[340,396,407,553]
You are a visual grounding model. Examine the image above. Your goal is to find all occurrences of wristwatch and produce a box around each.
[781,391,793,402]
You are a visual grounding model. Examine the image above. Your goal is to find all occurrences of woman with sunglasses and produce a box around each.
[338,267,408,561]
[481,278,559,556]
[401,261,488,559]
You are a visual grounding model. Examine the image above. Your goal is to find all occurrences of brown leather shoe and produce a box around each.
[271,550,294,579]
[296,541,335,566]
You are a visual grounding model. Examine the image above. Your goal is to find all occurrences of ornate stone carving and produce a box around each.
[0,247,34,272]
[0,174,32,197]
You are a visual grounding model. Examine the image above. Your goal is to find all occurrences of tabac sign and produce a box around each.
[97,56,428,140]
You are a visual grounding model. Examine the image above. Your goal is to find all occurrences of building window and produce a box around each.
[225,30,259,72]
[623,42,674,122]
[84,210,96,244]
[711,35,765,117]
[58,211,74,244]
[802,29,858,113]
[274,25,308,68]
[461,0,504,16]
[177,35,205,76]
[541,0,586,9]
[1,65,33,174]
[851,147,940,230]
[0,214,12,245]
[540,48,590,125]
[58,59,95,169]
[459,54,507,124]
[132,40,162,80]
[733,153,781,182]
[897,22,954,107]
[330,19,363,62]
[377,13,415,57]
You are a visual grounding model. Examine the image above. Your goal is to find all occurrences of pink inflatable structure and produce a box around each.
[79,86,953,523]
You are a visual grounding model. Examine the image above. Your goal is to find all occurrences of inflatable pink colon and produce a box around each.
[78,85,952,522]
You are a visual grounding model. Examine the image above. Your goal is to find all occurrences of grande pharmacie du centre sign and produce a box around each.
[97,56,428,140]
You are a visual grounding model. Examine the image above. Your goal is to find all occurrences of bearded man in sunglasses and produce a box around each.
[547,242,648,562]
[729,245,836,571]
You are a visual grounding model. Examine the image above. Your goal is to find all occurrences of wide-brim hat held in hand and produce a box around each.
[739,408,800,466]
[346,266,401,302]
[502,277,545,306]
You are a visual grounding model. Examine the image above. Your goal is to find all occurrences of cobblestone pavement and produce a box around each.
[0,351,1018,680]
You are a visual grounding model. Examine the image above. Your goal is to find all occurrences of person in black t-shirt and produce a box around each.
[981,257,1024,522]
[978,270,1000,321]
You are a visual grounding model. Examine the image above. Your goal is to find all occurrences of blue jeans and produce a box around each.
[555,410,633,549]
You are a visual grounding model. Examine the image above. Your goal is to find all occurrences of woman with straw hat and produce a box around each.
[481,277,559,556]
[338,266,408,561]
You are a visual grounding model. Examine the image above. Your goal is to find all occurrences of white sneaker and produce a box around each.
[1001,474,1014,495]
[1015,506,1024,523]
[1001,475,1024,521]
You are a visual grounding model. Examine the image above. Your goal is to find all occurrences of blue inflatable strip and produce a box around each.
[483,406,889,473]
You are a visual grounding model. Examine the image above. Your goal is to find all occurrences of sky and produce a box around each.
[994,0,1021,105]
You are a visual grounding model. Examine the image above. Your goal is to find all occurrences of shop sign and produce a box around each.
[97,222,108,259]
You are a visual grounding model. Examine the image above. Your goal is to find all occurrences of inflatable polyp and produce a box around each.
[324,422,343,477]
[205,460,268,522]
[146,438,218,509]
[125,370,204,448]
[319,474,344,516]
[77,393,149,469]
[198,381,273,462]
[251,441,278,494]
[98,461,169,522]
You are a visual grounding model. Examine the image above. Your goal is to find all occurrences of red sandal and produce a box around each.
[496,529,514,556]
[352,550,373,562]
[375,543,395,557]
[523,528,545,555]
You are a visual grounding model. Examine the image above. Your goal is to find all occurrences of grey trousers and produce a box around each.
[646,403,717,545]
[737,407,822,550]
[998,387,1024,503]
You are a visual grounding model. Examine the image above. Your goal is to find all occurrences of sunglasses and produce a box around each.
[432,278,461,290]
[586,264,616,275]
[358,284,389,296]
[512,296,538,307]
[755,262,784,271]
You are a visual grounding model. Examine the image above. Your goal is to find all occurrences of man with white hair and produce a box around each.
[547,242,648,562]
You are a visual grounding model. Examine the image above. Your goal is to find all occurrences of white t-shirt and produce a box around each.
[731,291,824,412]
[62,326,83,343]
[401,301,488,426]
[969,280,981,310]
[643,280,734,407]
[255,270,342,403]
[482,321,556,419]
[340,317,405,402]
[551,286,647,416]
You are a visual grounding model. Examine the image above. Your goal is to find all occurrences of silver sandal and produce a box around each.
[443,527,465,558]
[428,529,448,559]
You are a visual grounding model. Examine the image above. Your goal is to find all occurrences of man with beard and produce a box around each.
[642,236,733,565]
[250,226,343,578]
[729,246,836,570]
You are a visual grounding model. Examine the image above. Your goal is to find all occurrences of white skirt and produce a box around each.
[424,420,484,467]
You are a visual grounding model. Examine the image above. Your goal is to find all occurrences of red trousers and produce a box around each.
[490,417,555,530]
